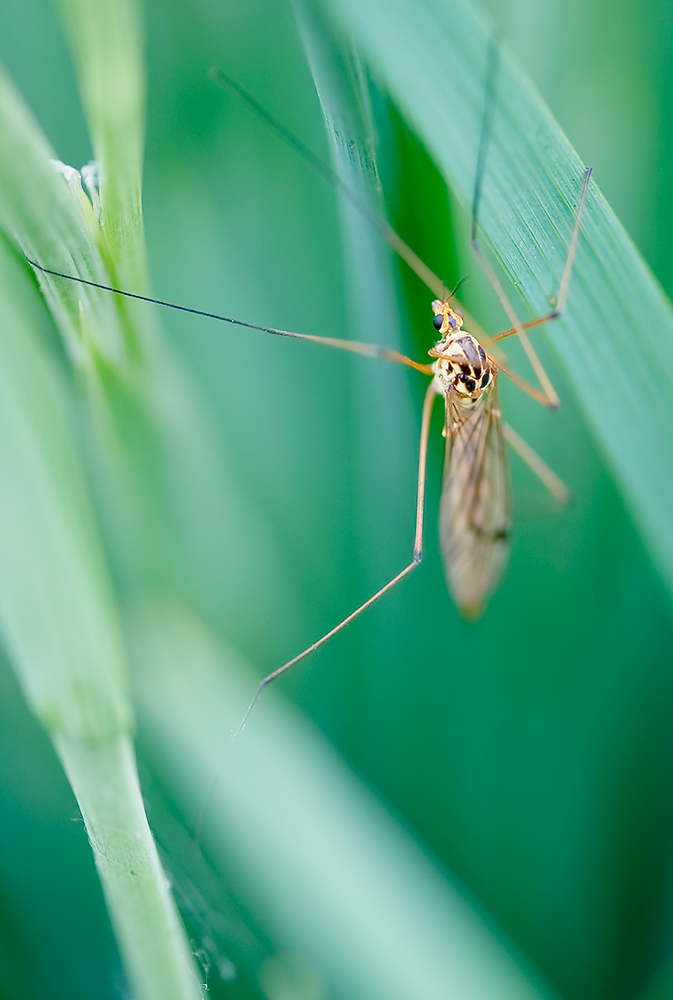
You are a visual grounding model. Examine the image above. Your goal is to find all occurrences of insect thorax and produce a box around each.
[430,299,493,400]
[431,334,493,401]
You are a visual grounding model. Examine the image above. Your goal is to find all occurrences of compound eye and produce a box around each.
[432,314,444,331]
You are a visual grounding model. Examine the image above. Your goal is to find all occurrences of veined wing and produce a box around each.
[439,378,511,619]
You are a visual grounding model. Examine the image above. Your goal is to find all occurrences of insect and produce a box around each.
[27,54,591,713]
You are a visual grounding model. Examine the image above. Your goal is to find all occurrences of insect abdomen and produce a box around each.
[440,392,511,619]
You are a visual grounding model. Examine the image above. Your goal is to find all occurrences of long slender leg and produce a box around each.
[210,69,448,303]
[502,422,571,504]
[492,356,555,408]
[472,243,560,407]
[470,38,559,407]
[471,40,591,408]
[481,163,591,407]
[232,381,439,737]
[485,166,592,348]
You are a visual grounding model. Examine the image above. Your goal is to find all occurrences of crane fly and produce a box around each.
[26,52,592,718]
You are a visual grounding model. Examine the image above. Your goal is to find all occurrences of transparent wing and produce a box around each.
[439,379,511,619]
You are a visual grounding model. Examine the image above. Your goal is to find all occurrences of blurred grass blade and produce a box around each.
[636,954,673,1000]
[0,239,130,741]
[0,229,201,1000]
[0,0,205,987]
[0,62,130,366]
[54,0,148,291]
[314,0,673,601]
[133,600,560,1000]
[55,731,204,1000]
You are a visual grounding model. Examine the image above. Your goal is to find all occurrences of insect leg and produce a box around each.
[471,39,560,408]
[233,381,439,736]
[491,357,555,408]
[472,41,591,410]
[502,422,570,504]
[261,380,437,684]
[485,166,592,348]
[210,69,448,302]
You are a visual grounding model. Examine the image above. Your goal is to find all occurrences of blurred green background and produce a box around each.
[0,0,673,998]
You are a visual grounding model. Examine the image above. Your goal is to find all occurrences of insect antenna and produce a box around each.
[448,274,470,300]
[25,258,433,373]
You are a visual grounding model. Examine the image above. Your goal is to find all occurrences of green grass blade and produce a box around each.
[0,238,130,740]
[133,600,559,1000]
[0,62,130,365]
[55,732,204,1000]
[0,9,203,992]
[54,0,148,290]
[316,0,673,601]
[0,222,201,1000]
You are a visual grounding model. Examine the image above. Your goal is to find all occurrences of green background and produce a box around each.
[0,0,672,998]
